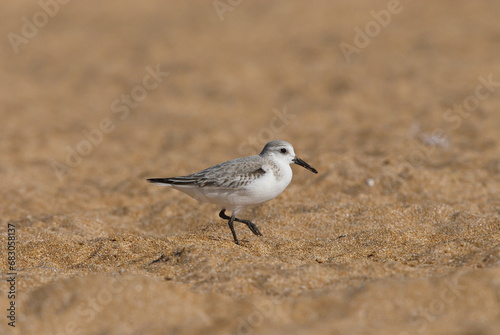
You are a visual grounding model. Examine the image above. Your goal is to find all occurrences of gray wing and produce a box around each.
[148,155,268,189]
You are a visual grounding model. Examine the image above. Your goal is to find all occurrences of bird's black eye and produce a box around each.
[280,148,287,154]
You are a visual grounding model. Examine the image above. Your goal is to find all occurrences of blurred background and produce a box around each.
[0,1,499,334]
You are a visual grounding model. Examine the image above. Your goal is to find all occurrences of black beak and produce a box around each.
[293,157,318,174]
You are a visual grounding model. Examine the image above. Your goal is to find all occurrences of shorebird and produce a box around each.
[147,140,318,244]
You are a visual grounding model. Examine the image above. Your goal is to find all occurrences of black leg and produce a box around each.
[235,218,262,236]
[218,209,262,243]
[227,212,239,245]
[219,209,231,220]
[219,209,262,237]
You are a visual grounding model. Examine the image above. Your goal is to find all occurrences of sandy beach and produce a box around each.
[0,1,499,334]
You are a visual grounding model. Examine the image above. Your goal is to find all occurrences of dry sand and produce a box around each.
[1,1,499,334]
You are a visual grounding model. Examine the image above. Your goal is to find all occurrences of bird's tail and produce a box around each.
[147,178,174,185]
[147,177,197,186]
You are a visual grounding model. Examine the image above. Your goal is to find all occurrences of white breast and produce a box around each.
[233,161,293,206]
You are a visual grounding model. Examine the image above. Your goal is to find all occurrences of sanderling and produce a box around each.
[147,140,318,244]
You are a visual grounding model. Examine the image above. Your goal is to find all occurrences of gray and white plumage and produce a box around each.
[147,140,318,244]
